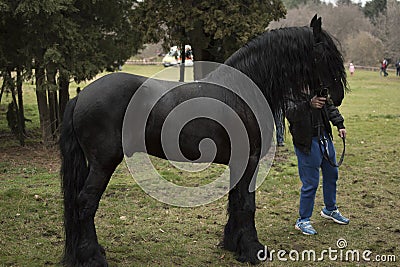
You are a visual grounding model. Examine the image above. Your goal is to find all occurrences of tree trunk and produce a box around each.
[0,76,5,105]
[11,86,24,146]
[35,66,53,144]
[188,21,218,80]
[192,46,217,80]
[58,69,70,123]
[16,68,26,134]
[46,64,59,138]
[4,68,24,146]
[179,43,186,82]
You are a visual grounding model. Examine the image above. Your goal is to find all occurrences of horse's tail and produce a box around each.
[59,97,88,266]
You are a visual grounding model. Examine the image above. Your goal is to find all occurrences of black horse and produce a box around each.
[60,15,347,266]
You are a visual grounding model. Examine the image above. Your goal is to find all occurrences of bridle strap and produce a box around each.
[313,42,332,93]
[313,41,345,167]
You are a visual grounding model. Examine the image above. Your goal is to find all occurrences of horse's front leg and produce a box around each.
[223,155,266,264]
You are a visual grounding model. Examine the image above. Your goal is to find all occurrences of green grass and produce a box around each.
[1,68,399,266]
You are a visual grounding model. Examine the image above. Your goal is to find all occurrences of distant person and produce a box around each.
[395,60,400,76]
[185,47,193,60]
[380,59,388,77]
[172,50,179,60]
[349,63,355,76]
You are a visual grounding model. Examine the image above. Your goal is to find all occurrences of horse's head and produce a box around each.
[310,15,347,106]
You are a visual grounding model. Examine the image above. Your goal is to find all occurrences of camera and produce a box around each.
[317,87,329,98]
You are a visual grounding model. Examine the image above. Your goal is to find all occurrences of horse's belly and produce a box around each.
[144,117,231,164]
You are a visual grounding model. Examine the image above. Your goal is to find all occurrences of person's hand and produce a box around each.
[338,128,346,139]
[310,96,326,109]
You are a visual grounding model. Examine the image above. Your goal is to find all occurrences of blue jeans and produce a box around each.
[274,110,284,144]
[294,134,338,221]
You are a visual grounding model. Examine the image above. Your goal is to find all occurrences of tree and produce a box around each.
[137,0,286,63]
[363,0,387,22]
[0,0,145,144]
[56,0,144,119]
[268,3,374,62]
[9,0,81,143]
[0,0,34,145]
[372,0,400,61]
[344,31,384,65]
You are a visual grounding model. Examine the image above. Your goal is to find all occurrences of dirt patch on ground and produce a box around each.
[0,132,61,174]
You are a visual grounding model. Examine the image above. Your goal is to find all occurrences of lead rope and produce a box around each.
[319,134,345,168]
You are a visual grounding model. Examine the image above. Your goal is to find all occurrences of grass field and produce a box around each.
[0,66,399,266]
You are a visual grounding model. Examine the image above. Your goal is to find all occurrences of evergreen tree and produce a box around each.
[0,0,145,144]
[137,0,286,63]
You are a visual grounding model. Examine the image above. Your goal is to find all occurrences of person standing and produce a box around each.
[349,63,355,76]
[380,59,389,77]
[284,88,349,235]
[395,60,400,77]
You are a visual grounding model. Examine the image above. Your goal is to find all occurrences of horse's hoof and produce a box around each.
[77,244,108,267]
[237,240,266,265]
[83,259,108,267]
[80,254,108,267]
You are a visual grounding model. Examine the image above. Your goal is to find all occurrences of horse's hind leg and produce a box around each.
[224,155,265,264]
[75,155,122,266]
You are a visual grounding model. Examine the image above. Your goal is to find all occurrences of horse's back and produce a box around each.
[75,72,146,112]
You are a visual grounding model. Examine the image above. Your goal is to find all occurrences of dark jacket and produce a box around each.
[284,92,345,154]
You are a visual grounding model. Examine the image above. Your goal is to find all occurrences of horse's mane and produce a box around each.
[223,26,347,115]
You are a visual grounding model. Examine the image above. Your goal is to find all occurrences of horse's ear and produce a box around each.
[310,14,318,27]
[311,16,322,41]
